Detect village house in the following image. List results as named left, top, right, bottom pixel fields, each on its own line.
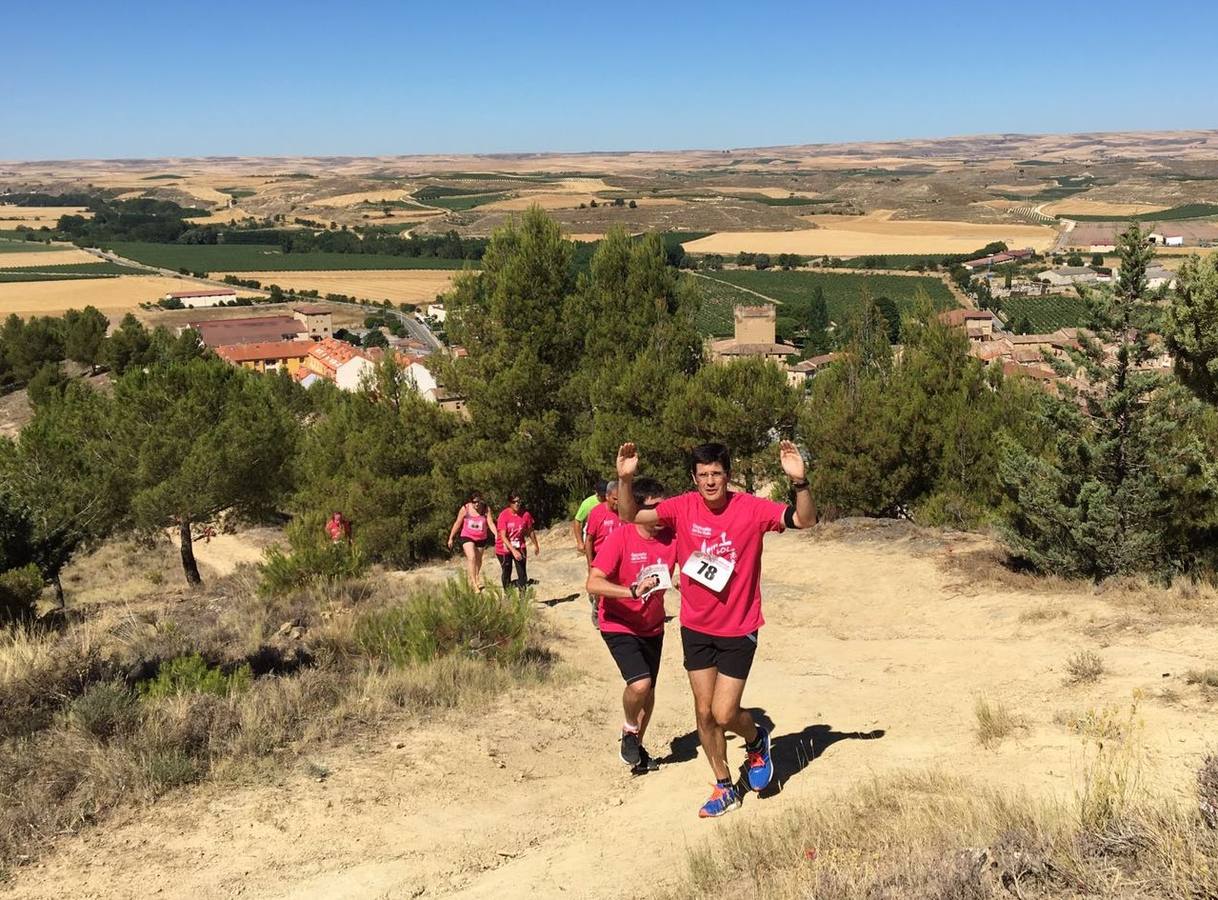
left=937, top=308, right=1001, bottom=341
left=709, top=305, right=797, bottom=365
left=1036, top=266, right=1113, bottom=288
left=961, top=248, right=1034, bottom=271
left=163, top=288, right=237, bottom=308
left=786, top=352, right=841, bottom=386
left=299, top=337, right=377, bottom=391
left=186, top=309, right=334, bottom=348
left=1145, top=264, right=1177, bottom=290
left=214, top=340, right=313, bottom=375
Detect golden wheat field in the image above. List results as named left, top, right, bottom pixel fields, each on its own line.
left=1042, top=199, right=1171, bottom=217
left=0, top=275, right=248, bottom=317
left=0, top=205, right=91, bottom=229
left=684, top=209, right=1058, bottom=256
left=312, top=189, right=417, bottom=208
left=0, top=249, right=101, bottom=268
left=219, top=269, right=458, bottom=303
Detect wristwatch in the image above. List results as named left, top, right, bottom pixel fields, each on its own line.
left=629, top=583, right=638, bottom=599
left=791, top=479, right=810, bottom=490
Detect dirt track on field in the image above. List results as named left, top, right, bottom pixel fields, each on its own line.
left=15, top=525, right=1218, bottom=899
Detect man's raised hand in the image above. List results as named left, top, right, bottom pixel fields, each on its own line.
left=779, top=440, right=806, bottom=481
left=617, top=442, right=639, bottom=480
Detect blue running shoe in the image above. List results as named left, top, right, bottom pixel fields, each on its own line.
left=698, top=782, right=742, bottom=818
left=746, top=726, right=773, bottom=792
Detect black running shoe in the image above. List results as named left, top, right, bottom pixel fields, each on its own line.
left=634, top=746, right=660, bottom=773
left=620, top=730, right=642, bottom=767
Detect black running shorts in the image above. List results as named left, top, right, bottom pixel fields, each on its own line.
left=680, top=626, right=758, bottom=680
left=457, top=535, right=493, bottom=549
left=601, top=632, right=664, bottom=685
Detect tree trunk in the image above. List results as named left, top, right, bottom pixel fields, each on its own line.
left=53, top=573, right=65, bottom=609
left=179, top=518, right=202, bottom=585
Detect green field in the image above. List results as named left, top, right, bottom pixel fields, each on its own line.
left=219, top=187, right=256, bottom=199
left=423, top=193, right=508, bottom=211
left=105, top=243, right=476, bottom=272
left=731, top=194, right=836, bottom=207
left=1062, top=203, right=1218, bottom=222
left=0, top=261, right=146, bottom=282
left=0, top=239, right=65, bottom=253
left=1001, top=295, right=1091, bottom=333
left=690, top=270, right=954, bottom=336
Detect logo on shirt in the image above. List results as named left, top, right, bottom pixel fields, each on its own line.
left=691, top=523, right=714, bottom=538
left=629, top=552, right=649, bottom=564
left=699, top=531, right=737, bottom=564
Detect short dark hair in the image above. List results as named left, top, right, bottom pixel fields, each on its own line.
left=631, top=476, right=667, bottom=507
left=467, top=490, right=483, bottom=503
left=595, top=478, right=608, bottom=496
left=689, top=443, right=731, bottom=475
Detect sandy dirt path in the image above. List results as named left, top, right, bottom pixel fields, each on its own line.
left=13, top=526, right=1218, bottom=899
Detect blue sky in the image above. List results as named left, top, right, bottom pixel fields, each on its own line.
left=4, top=0, right=1216, bottom=160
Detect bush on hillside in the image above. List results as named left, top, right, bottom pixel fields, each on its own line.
left=0, top=564, right=43, bottom=625
left=258, top=515, right=369, bottom=597
left=138, top=653, right=252, bottom=700
left=353, top=579, right=535, bottom=667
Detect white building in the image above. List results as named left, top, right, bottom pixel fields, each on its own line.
left=425, top=303, right=448, bottom=323
left=164, top=288, right=237, bottom=308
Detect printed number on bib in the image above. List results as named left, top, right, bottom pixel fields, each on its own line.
left=633, top=563, right=672, bottom=600
left=682, top=551, right=735, bottom=592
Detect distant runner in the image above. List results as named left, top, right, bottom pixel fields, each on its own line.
left=616, top=440, right=816, bottom=818
left=447, top=491, right=497, bottom=593
left=585, top=477, right=676, bottom=774
left=496, top=493, right=539, bottom=590
left=583, top=480, right=622, bottom=625
left=571, top=479, right=608, bottom=554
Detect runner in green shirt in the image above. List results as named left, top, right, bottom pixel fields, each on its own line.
left=571, top=479, right=607, bottom=554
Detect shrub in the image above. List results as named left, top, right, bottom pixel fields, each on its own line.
left=0, top=564, right=43, bottom=625
left=974, top=696, right=1026, bottom=747
left=1200, top=751, right=1218, bottom=829
left=259, top=541, right=368, bottom=597
left=353, top=579, right=534, bottom=667
left=1065, top=650, right=1106, bottom=685
left=68, top=681, right=139, bottom=741
left=138, top=653, right=252, bottom=699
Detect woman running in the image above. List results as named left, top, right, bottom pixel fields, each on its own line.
left=447, top=491, right=497, bottom=591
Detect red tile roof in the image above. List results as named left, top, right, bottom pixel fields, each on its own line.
left=307, top=337, right=369, bottom=372
left=192, top=315, right=306, bottom=347
left=214, top=340, right=314, bottom=363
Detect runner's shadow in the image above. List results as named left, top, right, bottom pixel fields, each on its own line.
left=658, top=730, right=700, bottom=765
left=539, top=593, right=579, bottom=607
left=738, top=710, right=885, bottom=799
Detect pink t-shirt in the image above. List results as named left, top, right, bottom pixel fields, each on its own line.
left=584, top=502, right=621, bottom=557
left=593, top=526, right=677, bottom=637
left=495, top=509, right=533, bottom=556
left=655, top=490, right=786, bottom=637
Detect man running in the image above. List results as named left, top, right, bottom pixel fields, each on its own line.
left=616, top=440, right=816, bottom=818
left=571, top=479, right=607, bottom=554
left=585, top=477, right=676, bottom=775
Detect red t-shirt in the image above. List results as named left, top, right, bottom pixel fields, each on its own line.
left=593, top=525, right=677, bottom=637
left=584, top=502, right=621, bottom=557
left=495, top=509, right=533, bottom=556
left=655, top=490, right=787, bottom=637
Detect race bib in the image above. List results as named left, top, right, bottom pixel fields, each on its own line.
left=682, top=551, right=735, bottom=593
left=633, top=563, right=672, bottom=599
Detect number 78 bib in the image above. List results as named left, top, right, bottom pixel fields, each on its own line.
left=682, top=550, right=735, bottom=593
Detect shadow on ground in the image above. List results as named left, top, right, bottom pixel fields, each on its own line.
left=740, top=710, right=886, bottom=799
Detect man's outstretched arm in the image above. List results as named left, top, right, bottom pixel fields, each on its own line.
left=779, top=439, right=817, bottom=528
left=616, top=442, right=659, bottom=525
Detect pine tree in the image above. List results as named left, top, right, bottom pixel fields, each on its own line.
left=1166, top=251, right=1218, bottom=404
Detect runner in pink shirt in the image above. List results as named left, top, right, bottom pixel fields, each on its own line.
left=616, top=440, right=817, bottom=818
left=582, top=480, right=622, bottom=625
left=447, top=491, right=497, bottom=592
left=495, top=493, right=539, bottom=590
left=585, top=476, right=677, bottom=774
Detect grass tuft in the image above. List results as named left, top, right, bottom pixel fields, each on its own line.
left=974, top=696, right=1027, bottom=747
left=1064, top=650, right=1106, bottom=685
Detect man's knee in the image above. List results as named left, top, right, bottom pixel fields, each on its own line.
left=711, top=701, right=742, bottom=730
left=625, top=678, right=653, bottom=699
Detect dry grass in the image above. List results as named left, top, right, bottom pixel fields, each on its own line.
left=0, top=276, right=226, bottom=318
left=1185, top=669, right=1218, bottom=689
left=669, top=701, right=1216, bottom=900
left=1064, top=650, right=1106, bottom=685
left=683, top=210, right=1057, bottom=256
left=218, top=269, right=458, bottom=303
left=0, top=548, right=553, bottom=869
left=0, top=249, right=100, bottom=269
left=1018, top=602, right=1069, bottom=623
left=974, top=696, right=1027, bottom=747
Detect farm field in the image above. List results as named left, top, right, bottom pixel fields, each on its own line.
left=221, top=269, right=458, bottom=303
left=1041, top=199, right=1170, bottom=217
left=141, top=300, right=369, bottom=331
left=0, top=239, right=71, bottom=253
left=0, top=262, right=143, bottom=282
left=105, top=242, right=476, bottom=272
left=1001, top=294, right=1091, bottom=333
left=691, top=269, right=954, bottom=336
left=683, top=210, right=1057, bottom=256
left=0, top=248, right=103, bottom=268
left=0, top=275, right=254, bottom=317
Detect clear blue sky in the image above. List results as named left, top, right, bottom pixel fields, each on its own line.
left=5, top=0, right=1216, bottom=160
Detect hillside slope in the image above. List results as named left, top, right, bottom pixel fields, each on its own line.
left=13, top=523, right=1218, bottom=899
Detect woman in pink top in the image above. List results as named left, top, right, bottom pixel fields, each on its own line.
left=447, top=491, right=497, bottom=592
left=495, top=492, right=539, bottom=589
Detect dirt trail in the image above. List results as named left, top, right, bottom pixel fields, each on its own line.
left=14, top=527, right=1218, bottom=899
